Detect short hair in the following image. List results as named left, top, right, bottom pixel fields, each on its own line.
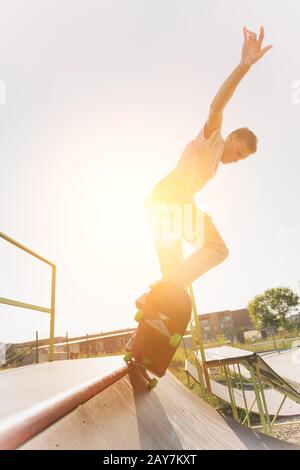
left=229, top=128, right=258, bottom=154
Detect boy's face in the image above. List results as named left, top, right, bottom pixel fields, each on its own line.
left=221, top=134, right=252, bottom=164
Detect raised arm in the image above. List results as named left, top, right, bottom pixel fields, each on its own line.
left=204, top=27, right=272, bottom=139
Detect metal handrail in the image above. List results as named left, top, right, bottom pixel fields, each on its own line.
left=0, top=231, right=56, bottom=361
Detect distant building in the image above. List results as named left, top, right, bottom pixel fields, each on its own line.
left=198, top=309, right=254, bottom=341
left=4, top=329, right=136, bottom=369
left=289, top=313, right=300, bottom=325
left=39, top=330, right=135, bottom=360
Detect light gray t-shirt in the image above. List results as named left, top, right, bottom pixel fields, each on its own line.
left=165, top=126, right=224, bottom=196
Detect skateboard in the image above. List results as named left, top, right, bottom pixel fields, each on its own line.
left=124, top=280, right=192, bottom=390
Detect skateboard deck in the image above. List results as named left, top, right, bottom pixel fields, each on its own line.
left=124, top=281, right=192, bottom=388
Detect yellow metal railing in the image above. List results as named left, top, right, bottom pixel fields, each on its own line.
left=0, top=231, right=56, bottom=361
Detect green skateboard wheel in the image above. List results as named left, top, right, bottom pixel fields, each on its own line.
left=169, top=333, right=182, bottom=348
left=135, top=311, right=144, bottom=322
left=123, top=352, right=133, bottom=364
left=147, top=378, right=158, bottom=391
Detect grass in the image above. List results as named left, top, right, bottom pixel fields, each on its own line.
left=230, top=339, right=298, bottom=354
left=169, top=347, right=220, bottom=407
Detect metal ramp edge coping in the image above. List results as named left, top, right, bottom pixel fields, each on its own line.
left=0, top=364, right=128, bottom=450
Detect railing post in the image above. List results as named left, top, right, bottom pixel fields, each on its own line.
left=49, top=265, right=56, bottom=362
left=223, top=365, right=239, bottom=422
left=189, top=285, right=211, bottom=393
left=255, top=364, right=272, bottom=435
left=190, top=322, right=207, bottom=400
left=66, top=332, right=69, bottom=360
left=249, top=365, right=269, bottom=435
left=86, top=334, right=89, bottom=357
left=237, top=363, right=251, bottom=427
left=35, top=331, right=39, bottom=364
left=183, top=338, right=191, bottom=387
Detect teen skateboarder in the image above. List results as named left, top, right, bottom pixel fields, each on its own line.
left=126, top=26, right=272, bottom=353
left=148, top=27, right=272, bottom=288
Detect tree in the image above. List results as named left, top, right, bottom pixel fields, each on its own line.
left=248, top=287, right=299, bottom=330
left=248, top=295, right=279, bottom=330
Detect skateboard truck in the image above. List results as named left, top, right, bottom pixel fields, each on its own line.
left=123, top=352, right=158, bottom=391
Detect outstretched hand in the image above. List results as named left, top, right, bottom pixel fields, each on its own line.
left=241, top=27, right=272, bottom=67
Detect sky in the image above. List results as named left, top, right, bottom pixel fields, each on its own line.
left=0, top=0, right=300, bottom=343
